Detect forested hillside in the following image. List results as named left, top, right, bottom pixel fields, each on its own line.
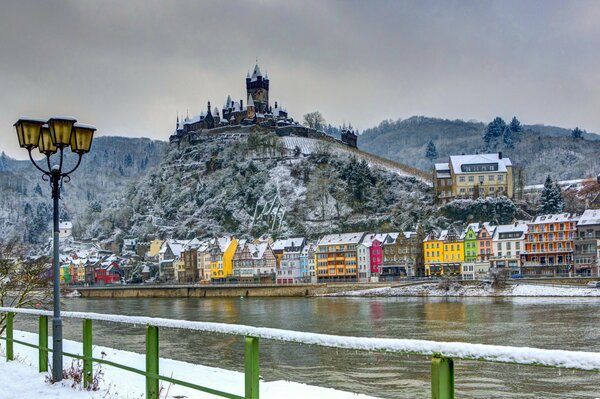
left=0, top=136, right=167, bottom=244
left=359, top=116, right=600, bottom=184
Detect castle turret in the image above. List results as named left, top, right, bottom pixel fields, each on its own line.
left=246, top=62, right=269, bottom=114
left=247, top=95, right=255, bottom=119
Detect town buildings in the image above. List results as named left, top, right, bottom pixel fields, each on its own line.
left=316, top=233, right=365, bottom=282
left=521, top=213, right=579, bottom=277
left=434, top=152, right=513, bottom=204
left=382, top=231, right=424, bottom=278
left=574, top=209, right=600, bottom=276
left=358, top=233, right=387, bottom=282
left=490, top=222, right=528, bottom=276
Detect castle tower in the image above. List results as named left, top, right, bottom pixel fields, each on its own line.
left=247, top=95, right=256, bottom=119
left=204, top=101, right=215, bottom=129
left=246, top=63, right=269, bottom=114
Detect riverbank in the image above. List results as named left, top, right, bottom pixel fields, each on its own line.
left=73, top=283, right=391, bottom=298
left=329, top=283, right=600, bottom=297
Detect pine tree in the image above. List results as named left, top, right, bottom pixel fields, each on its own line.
left=425, top=140, right=438, bottom=162
left=571, top=127, right=584, bottom=140
left=502, top=126, right=514, bottom=148
left=483, top=117, right=506, bottom=148
left=539, top=176, right=563, bottom=214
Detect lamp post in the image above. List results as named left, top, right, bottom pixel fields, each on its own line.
left=14, top=117, right=95, bottom=382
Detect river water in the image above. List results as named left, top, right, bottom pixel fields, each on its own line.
left=13, top=296, right=600, bottom=398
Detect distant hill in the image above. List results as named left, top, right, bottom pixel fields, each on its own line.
left=359, top=116, right=600, bottom=184
left=0, top=136, right=167, bottom=245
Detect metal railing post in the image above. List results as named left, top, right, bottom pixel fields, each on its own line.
left=245, top=336, right=260, bottom=399
left=431, top=355, right=454, bottom=399
left=6, top=312, right=14, bottom=361
left=39, top=315, right=48, bottom=372
left=83, top=319, right=93, bottom=388
left=146, top=325, right=159, bottom=399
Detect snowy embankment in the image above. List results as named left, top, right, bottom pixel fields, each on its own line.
left=0, top=330, right=379, bottom=399
left=331, top=283, right=600, bottom=297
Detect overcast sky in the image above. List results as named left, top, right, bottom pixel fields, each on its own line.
left=1, top=0, right=599, bottom=159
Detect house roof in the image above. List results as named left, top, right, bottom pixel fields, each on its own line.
left=492, top=221, right=529, bottom=239
left=531, top=213, right=579, bottom=225
left=578, top=209, right=600, bottom=226
left=59, top=221, right=72, bottom=230
left=318, top=232, right=366, bottom=246
left=272, top=237, right=305, bottom=251
left=449, top=153, right=512, bottom=174
left=434, top=163, right=450, bottom=171
left=361, top=233, right=388, bottom=247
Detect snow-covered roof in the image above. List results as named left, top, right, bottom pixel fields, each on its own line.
left=361, top=233, right=388, bottom=247
left=249, top=243, right=270, bottom=260
left=216, top=236, right=233, bottom=252
left=531, top=213, right=579, bottom=225
left=59, top=221, right=72, bottom=230
left=318, top=232, right=365, bottom=246
left=450, top=153, right=512, bottom=174
left=250, top=63, right=262, bottom=81
left=247, top=95, right=255, bottom=107
left=578, top=209, right=600, bottom=226
left=272, top=237, right=305, bottom=251
left=434, top=163, right=450, bottom=171
left=438, top=229, right=449, bottom=241
left=493, top=222, right=528, bottom=240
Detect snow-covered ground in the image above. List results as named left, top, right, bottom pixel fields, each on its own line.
left=0, top=330, right=379, bottom=399
left=331, top=283, right=600, bottom=297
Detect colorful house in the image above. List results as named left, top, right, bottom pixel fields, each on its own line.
left=463, top=224, right=479, bottom=262
left=424, top=231, right=444, bottom=276
left=94, top=261, right=122, bottom=284
left=477, top=223, right=495, bottom=262
left=521, top=213, right=578, bottom=277
left=491, top=221, right=528, bottom=275
left=210, top=236, right=238, bottom=282
left=441, top=229, right=463, bottom=275
left=316, top=232, right=365, bottom=282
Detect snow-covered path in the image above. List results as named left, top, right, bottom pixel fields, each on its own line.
left=0, top=330, right=379, bottom=399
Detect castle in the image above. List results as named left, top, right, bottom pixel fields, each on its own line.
left=170, top=63, right=293, bottom=141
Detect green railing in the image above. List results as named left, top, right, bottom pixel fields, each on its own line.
left=1, top=307, right=600, bottom=399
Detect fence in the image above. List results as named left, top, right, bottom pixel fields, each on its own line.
left=1, top=306, right=600, bottom=399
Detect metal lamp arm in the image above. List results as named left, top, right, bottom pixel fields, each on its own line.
left=61, top=153, right=83, bottom=177
left=27, top=149, right=51, bottom=175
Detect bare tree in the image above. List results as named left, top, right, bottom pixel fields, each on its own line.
left=0, top=240, right=52, bottom=335
left=303, top=111, right=326, bottom=131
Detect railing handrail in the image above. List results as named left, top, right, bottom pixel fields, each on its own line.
left=2, top=306, right=600, bottom=371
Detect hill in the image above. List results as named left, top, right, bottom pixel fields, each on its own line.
left=82, top=126, right=440, bottom=243
left=359, top=116, right=600, bottom=184
left=0, top=136, right=167, bottom=245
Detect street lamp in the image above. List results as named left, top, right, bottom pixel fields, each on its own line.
left=14, top=116, right=95, bottom=382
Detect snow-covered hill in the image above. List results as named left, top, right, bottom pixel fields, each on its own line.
left=84, top=126, right=440, bottom=242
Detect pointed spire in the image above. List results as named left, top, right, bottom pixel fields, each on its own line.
left=264, top=71, right=269, bottom=80
left=246, top=70, right=251, bottom=79
left=247, top=95, right=255, bottom=107
left=207, top=101, right=211, bottom=114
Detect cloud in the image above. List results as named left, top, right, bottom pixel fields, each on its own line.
left=1, top=0, right=599, bottom=158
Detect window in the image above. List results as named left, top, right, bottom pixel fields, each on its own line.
left=506, top=242, right=511, bottom=250
left=489, top=175, right=495, bottom=181
left=490, top=186, right=495, bottom=192
left=497, top=175, right=504, bottom=181
left=479, top=175, right=484, bottom=183
left=469, top=187, right=474, bottom=193
left=468, top=176, right=474, bottom=182
left=459, top=176, right=465, bottom=182
left=497, top=243, right=502, bottom=250
left=460, top=188, right=466, bottom=193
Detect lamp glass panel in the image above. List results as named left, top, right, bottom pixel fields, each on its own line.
left=71, top=124, right=95, bottom=153
left=48, top=118, right=76, bottom=146
left=39, top=126, right=57, bottom=155
left=14, top=123, right=24, bottom=148
left=21, top=120, right=44, bottom=148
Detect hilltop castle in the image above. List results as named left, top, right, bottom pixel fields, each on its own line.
left=170, top=63, right=293, bottom=141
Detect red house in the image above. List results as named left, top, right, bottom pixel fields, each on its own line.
left=94, top=262, right=122, bottom=285
left=370, top=238, right=384, bottom=274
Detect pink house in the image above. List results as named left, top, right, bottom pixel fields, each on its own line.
left=370, top=239, right=384, bottom=274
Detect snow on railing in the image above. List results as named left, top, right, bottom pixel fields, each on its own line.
left=2, top=306, right=600, bottom=371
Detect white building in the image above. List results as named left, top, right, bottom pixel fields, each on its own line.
left=491, top=221, right=528, bottom=276
left=59, top=221, right=72, bottom=239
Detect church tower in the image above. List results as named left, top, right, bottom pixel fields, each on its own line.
left=246, top=63, right=269, bottom=114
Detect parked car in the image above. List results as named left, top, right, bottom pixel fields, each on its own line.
left=586, top=281, right=600, bottom=288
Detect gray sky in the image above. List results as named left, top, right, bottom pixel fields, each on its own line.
left=1, top=0, right=599, bottom=159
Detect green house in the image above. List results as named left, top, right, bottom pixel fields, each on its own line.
left=463, top=224, right=479, bottom=262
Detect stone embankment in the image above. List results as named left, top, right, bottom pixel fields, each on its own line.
left=73, top=283, right=391, bottom=298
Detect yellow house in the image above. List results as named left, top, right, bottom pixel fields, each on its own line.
left=77, top=264, right=86, bottom=283
left=315, top=233, right=364, bottom=282
left=440, top=229, right=463, bottom=275
left=424, top=232, right=444, bottom=276
left=210, top=237, right=238, bottom=282
left=174, top=257, right=186, bottom=283
left=148, top=239, right=165, bottom=258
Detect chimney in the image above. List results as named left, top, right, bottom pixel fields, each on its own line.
left=499, top=152, right=503, bottom=159
left=275, top=101, right=278, bottom=108
left=240, top=99, right=243, bottom=109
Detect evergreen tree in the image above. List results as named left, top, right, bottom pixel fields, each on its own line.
left=571, top=127, right=584, bottom=140
left=425, top=140, right=438, bottom=162
left=483, top=117, right=506, bottom=148
left=34, top=183, right=43, bottom=196
left=539, top=176, right=563, bottom=214
left=502, top=126, right=514, bottom=148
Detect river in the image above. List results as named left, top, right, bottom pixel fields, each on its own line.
left=13, top=296, right=600, bottom=398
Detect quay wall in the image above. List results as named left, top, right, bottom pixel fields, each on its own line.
left=74, top=283, right=389, bottom=298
